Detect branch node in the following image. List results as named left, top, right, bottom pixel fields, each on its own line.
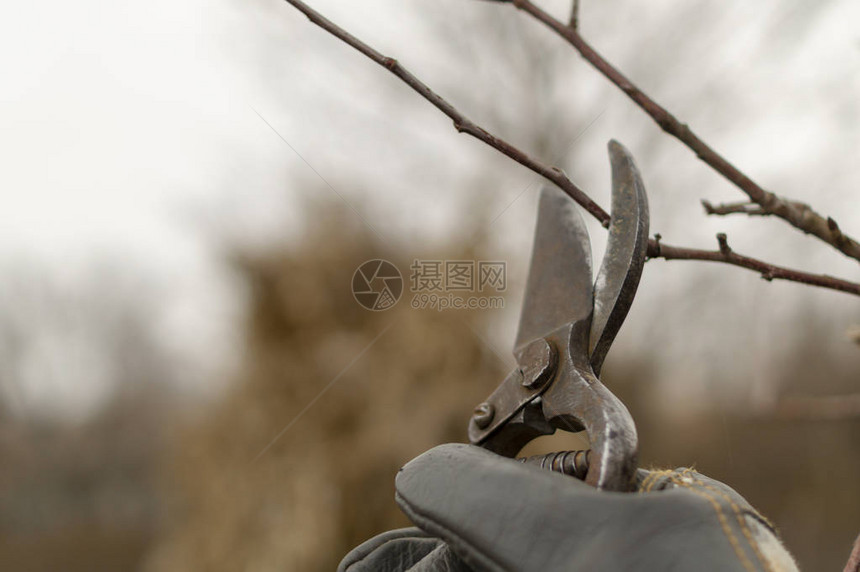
left=569, top=0, right=580, bottom=30
left=793, top=202, right=816, bottom=230
left=828, top=216, right=847, bottom=246
left=382, top=57, right=398, bottom=71
left=652, top=233, right=662, bottom=257
left=716, top=233, right=731, bottom=256
left=760, top=191, right=778, bottom=211
left=701, top=199, right=715, bottom=215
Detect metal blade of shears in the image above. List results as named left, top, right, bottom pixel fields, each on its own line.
left=468, top=141, right=649, bottom=492
left=589, top=140, right=650, bottom=376
left=515, top=187, right=594, bottom=355
left=468, top=186, right=595, bottom=454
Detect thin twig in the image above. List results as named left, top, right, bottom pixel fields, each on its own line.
left=282, top=0, right=860, bottom=298
left=569, top=0, right=580, bottom=30
left=845, top=532, right=860, bottom=572
left=702, top=200, right=767, bottom=217
left=283, top=0, right=609, bottom=226
left=506, top=0, right=860, bottom=263
left=648, top=234, right=860, bottom=296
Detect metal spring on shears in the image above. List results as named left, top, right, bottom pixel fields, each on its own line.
left=518, top=449, right=592, bottom=480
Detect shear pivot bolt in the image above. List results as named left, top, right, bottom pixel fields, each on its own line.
left=518, top=339, right=557, bottom=390
left=473, top=402, right=495, bottom=429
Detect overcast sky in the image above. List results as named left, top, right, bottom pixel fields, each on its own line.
left=2, top=0, right=858, bottom=420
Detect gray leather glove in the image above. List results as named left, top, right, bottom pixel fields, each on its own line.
left=338, top=444, right=798, bottom=572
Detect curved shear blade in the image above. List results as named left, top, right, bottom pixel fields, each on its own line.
left=515, top=186, right=594, bottom=354
left=589, top=140, right=650, bottom=376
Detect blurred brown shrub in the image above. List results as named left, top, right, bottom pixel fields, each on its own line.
left=145, top=203, right=507, bottom=571
left=145, top=201, right=860, bottom=572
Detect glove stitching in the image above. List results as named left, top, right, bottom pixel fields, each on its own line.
left=639, top=470, right=658, bottom=492
left=638, top=470, right=658, bottom=492
left=640, top=469, right=674, bottom=492
left=681, top=470, right=775, bottom=572
left=644, top=468, right=778, bottom=572
left=644, top=468, right=778, bottom=534
left=665, top=472, right=758, bottom=572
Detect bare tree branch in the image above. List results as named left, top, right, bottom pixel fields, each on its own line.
left=506, top=0, right=860, bottom=263
left=282, top=0, right=860, bottom=298
left=648, top=234, right=860, bottom=296
left=282, top=0, right=608, bottom=226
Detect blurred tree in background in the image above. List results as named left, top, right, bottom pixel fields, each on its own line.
left=0, top=266, right=179, bottom=570
left=144, top=201, right=509, bottom=571
left=1, top=1, right=859, bottom=571
left=139, top=200, right=859, bottom=571
left=0, top=199, right=857, bottom=571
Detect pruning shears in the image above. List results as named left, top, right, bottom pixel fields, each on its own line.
left=468, top=140, right=650, bottom=492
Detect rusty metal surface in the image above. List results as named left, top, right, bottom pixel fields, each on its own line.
left=514, top=187, right=593, bottom=354
left=469, top=140, right=650, bottom=492
left=590, top=141, right=650, bottom=376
